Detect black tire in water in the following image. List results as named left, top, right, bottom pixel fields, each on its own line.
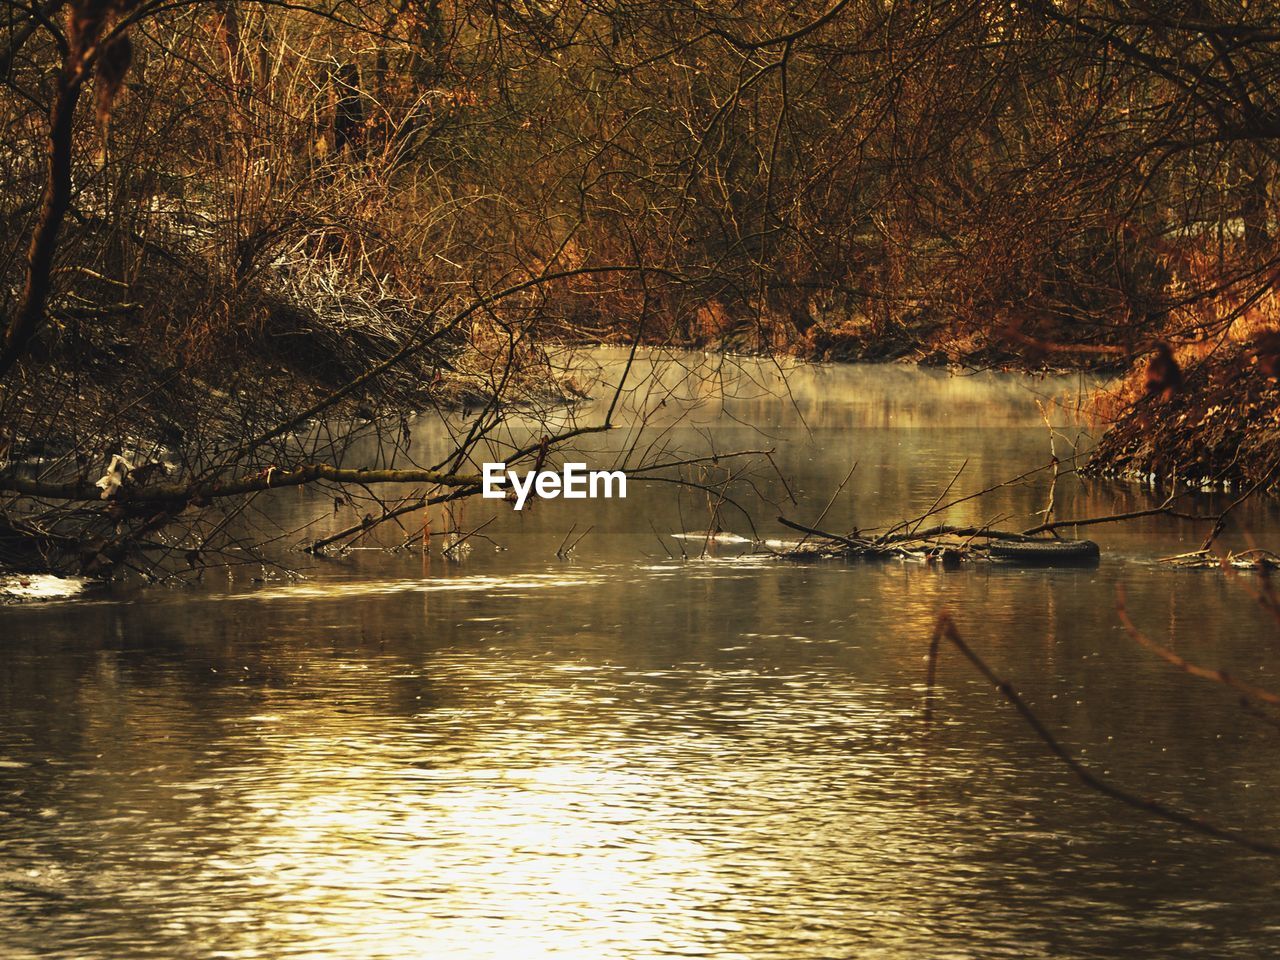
left=989, top=538, right=1100, bottom=567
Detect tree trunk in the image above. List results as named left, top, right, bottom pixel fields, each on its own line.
left=0, top=59, right=86, bottom=379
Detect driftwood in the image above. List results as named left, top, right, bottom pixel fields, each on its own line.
left=1158, top=548, right=1280, bottom=569
left=772, top=451, right=1267, bottom=568
left=776, top=515, right=1050, bottom=563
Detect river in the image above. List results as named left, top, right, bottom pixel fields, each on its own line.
left=3, top=351, right=1280, bottom=958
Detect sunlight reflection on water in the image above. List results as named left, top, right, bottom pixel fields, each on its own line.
left=4, top=355, right=1280, bottom=958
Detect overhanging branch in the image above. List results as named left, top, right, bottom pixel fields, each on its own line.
left=0, top=464, right=482, bottom=504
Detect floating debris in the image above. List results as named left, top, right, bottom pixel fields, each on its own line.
left=1158, top=548, right=1280, bottom=570
left=769, top=515, right=1102, bottom=567
left=94, top=453, right=133, bottom=499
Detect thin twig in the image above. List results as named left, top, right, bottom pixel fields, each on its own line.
left=924, top=612, right=1280, bottom=856
left=1117, top=585, right=1280, bottom=708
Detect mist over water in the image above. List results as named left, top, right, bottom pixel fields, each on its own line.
left=4, top=352, right=1280, bottom=959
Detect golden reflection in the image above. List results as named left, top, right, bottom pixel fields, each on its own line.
left=10, top=355, right=1280, bottom=959
left=216, top=704, right=741, bottom=958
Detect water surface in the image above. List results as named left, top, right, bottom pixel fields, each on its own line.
left=4, top=353, right=1280, bottom=959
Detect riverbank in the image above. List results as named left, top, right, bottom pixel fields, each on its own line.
left=1083, top=339, right=1280, bottom=493
left=5, top=278, right=1277, bottom=584
left=0, top=252, right=588, bottom=577
left=793, top=306, right=1280, bottom=495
